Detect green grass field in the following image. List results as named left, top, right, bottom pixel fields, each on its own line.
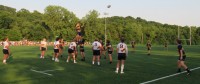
left=0, top=45, right=200, bottom=84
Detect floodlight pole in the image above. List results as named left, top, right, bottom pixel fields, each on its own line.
left=178, top=26, right=180, bottom=39
left=190, top=27, right=191, bottom=46
left=104, top=5, right=111, bottom=45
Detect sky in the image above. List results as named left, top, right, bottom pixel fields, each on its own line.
left=1, top=0, right=200, bottom=26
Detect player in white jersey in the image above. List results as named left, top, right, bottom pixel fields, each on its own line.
left=40, top=38, right=47, bottom=59
left=52, top=37, right=60, bottom=62
left=115, top=38, right=128, bottom=74
left=92, top=39, right=102, bottom=65
left=2, top=37, right=10, bottom=64
left=66, top=39, right=77, bottom=63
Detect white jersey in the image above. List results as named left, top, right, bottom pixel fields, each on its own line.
left=117, top=42, right=128, bottom=55
left=92, top=41, right=102, bottom=50
left=41, top=41, right=47, bottom=47
left=68, top=42, right=77, bottom=50
left=3, top=41, right=9, bottom=50
left=54, top=41, right=59, bottom=49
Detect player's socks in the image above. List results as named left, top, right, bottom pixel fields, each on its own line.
left=3, top=60, right=6, bottom=64
left=92, top=61, right=95, bottom=65
left=115, top=68, right=119, bottom=73
left=177, top=68, right=181, bottom=73
left=186, top=68, right=191, bottom=75
left=74, top=60, right=77, bottom=63
left=97, top=62, right=100, bottom=65
left=121, top=65, right=124, bottom=73
left=83, top=57, right=85, bottom=61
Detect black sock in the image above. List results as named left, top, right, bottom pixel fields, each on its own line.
left=186, top=68, right=190, bottom=73
left=177, top=68, right=181, bottom=72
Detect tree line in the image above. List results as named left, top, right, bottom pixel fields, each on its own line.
left=1, top=5, right=200, bottom=45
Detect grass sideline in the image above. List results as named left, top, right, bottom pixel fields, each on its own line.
left=0, top=45, right=200, bottom=84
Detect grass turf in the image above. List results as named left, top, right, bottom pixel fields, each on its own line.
left=0, top=45, right=200, bottom=84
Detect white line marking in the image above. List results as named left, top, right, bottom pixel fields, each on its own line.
left=140, top=67, right=200, bottom=84
left=42, top=69, right=64, bottom=72
left=31, top=69, right=53, bottom=76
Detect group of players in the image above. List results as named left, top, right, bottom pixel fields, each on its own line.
left=2, top=22, right=191, bottom=75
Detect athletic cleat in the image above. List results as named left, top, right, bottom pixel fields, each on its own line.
left=74, top=61, right=77, bottom=63
left=109, top=62, right=112, bottom=64
left=115, top=71, right=118, bottom=74
left=120, top=72, right=124, bottom=74
left=52, top=58, right=55, bottom=60
left=55, top=59, right=59, bottom=62
left=187, top=71, right=191, bottom=75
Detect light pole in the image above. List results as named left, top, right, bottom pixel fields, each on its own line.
left=104, top=5, right=111, bottom=45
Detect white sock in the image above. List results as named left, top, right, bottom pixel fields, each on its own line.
left=116, top=68, right=119, bottom=71
left=74, top=60, right=76, bottom=63
left=92, top=61, right=95, bottom=64
left=98, top=62, right=100, bottom=65
left=121, top=65, right=124, bottom=72
left=3, top=60, right=6, bottom=63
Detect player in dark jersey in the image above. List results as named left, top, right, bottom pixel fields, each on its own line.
left=164, top=41, right=168, bottom=51
left=75, top=22, right=82, bottom=44
left=146, top=40, right=151, bottom=55
left=106, top=40, right=113, bottom=64
left=80, top=39, right=85, bottom=61
left=176, top=40, right=191, bottom=75
left=131, top=40, right=135, bottom=52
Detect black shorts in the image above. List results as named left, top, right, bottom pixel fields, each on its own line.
left=108, top=51, right=113, bottom=54
left=77, top=32, right=82, bottom=36
left=54, top=49, right=59, bottom=53
left=80, top=49, right=84, bottom=52
left=3, top=49, right=9, bottom=54
left=178, top=55, right=186, bottom=61
left=41, top=47, right=46, bottom=51
left=132, top=45, right=135, bottom=48
left=93, top=50, right=100, bottom=56
left=68, top=49, right=74, bottom=53
left=118, top=53, right=126, bottom=60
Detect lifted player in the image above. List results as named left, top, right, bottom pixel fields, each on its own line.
left=75, top=22, right=82, bottom=44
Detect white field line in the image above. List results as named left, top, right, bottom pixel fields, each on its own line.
left=30, top=69, right=53, bottom=76
left=42, top=69, right=64, bottom=72
left=140, top=67, right=200, bottom=84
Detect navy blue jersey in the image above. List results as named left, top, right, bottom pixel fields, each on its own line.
left=177, top=44, right=185, bottom=56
